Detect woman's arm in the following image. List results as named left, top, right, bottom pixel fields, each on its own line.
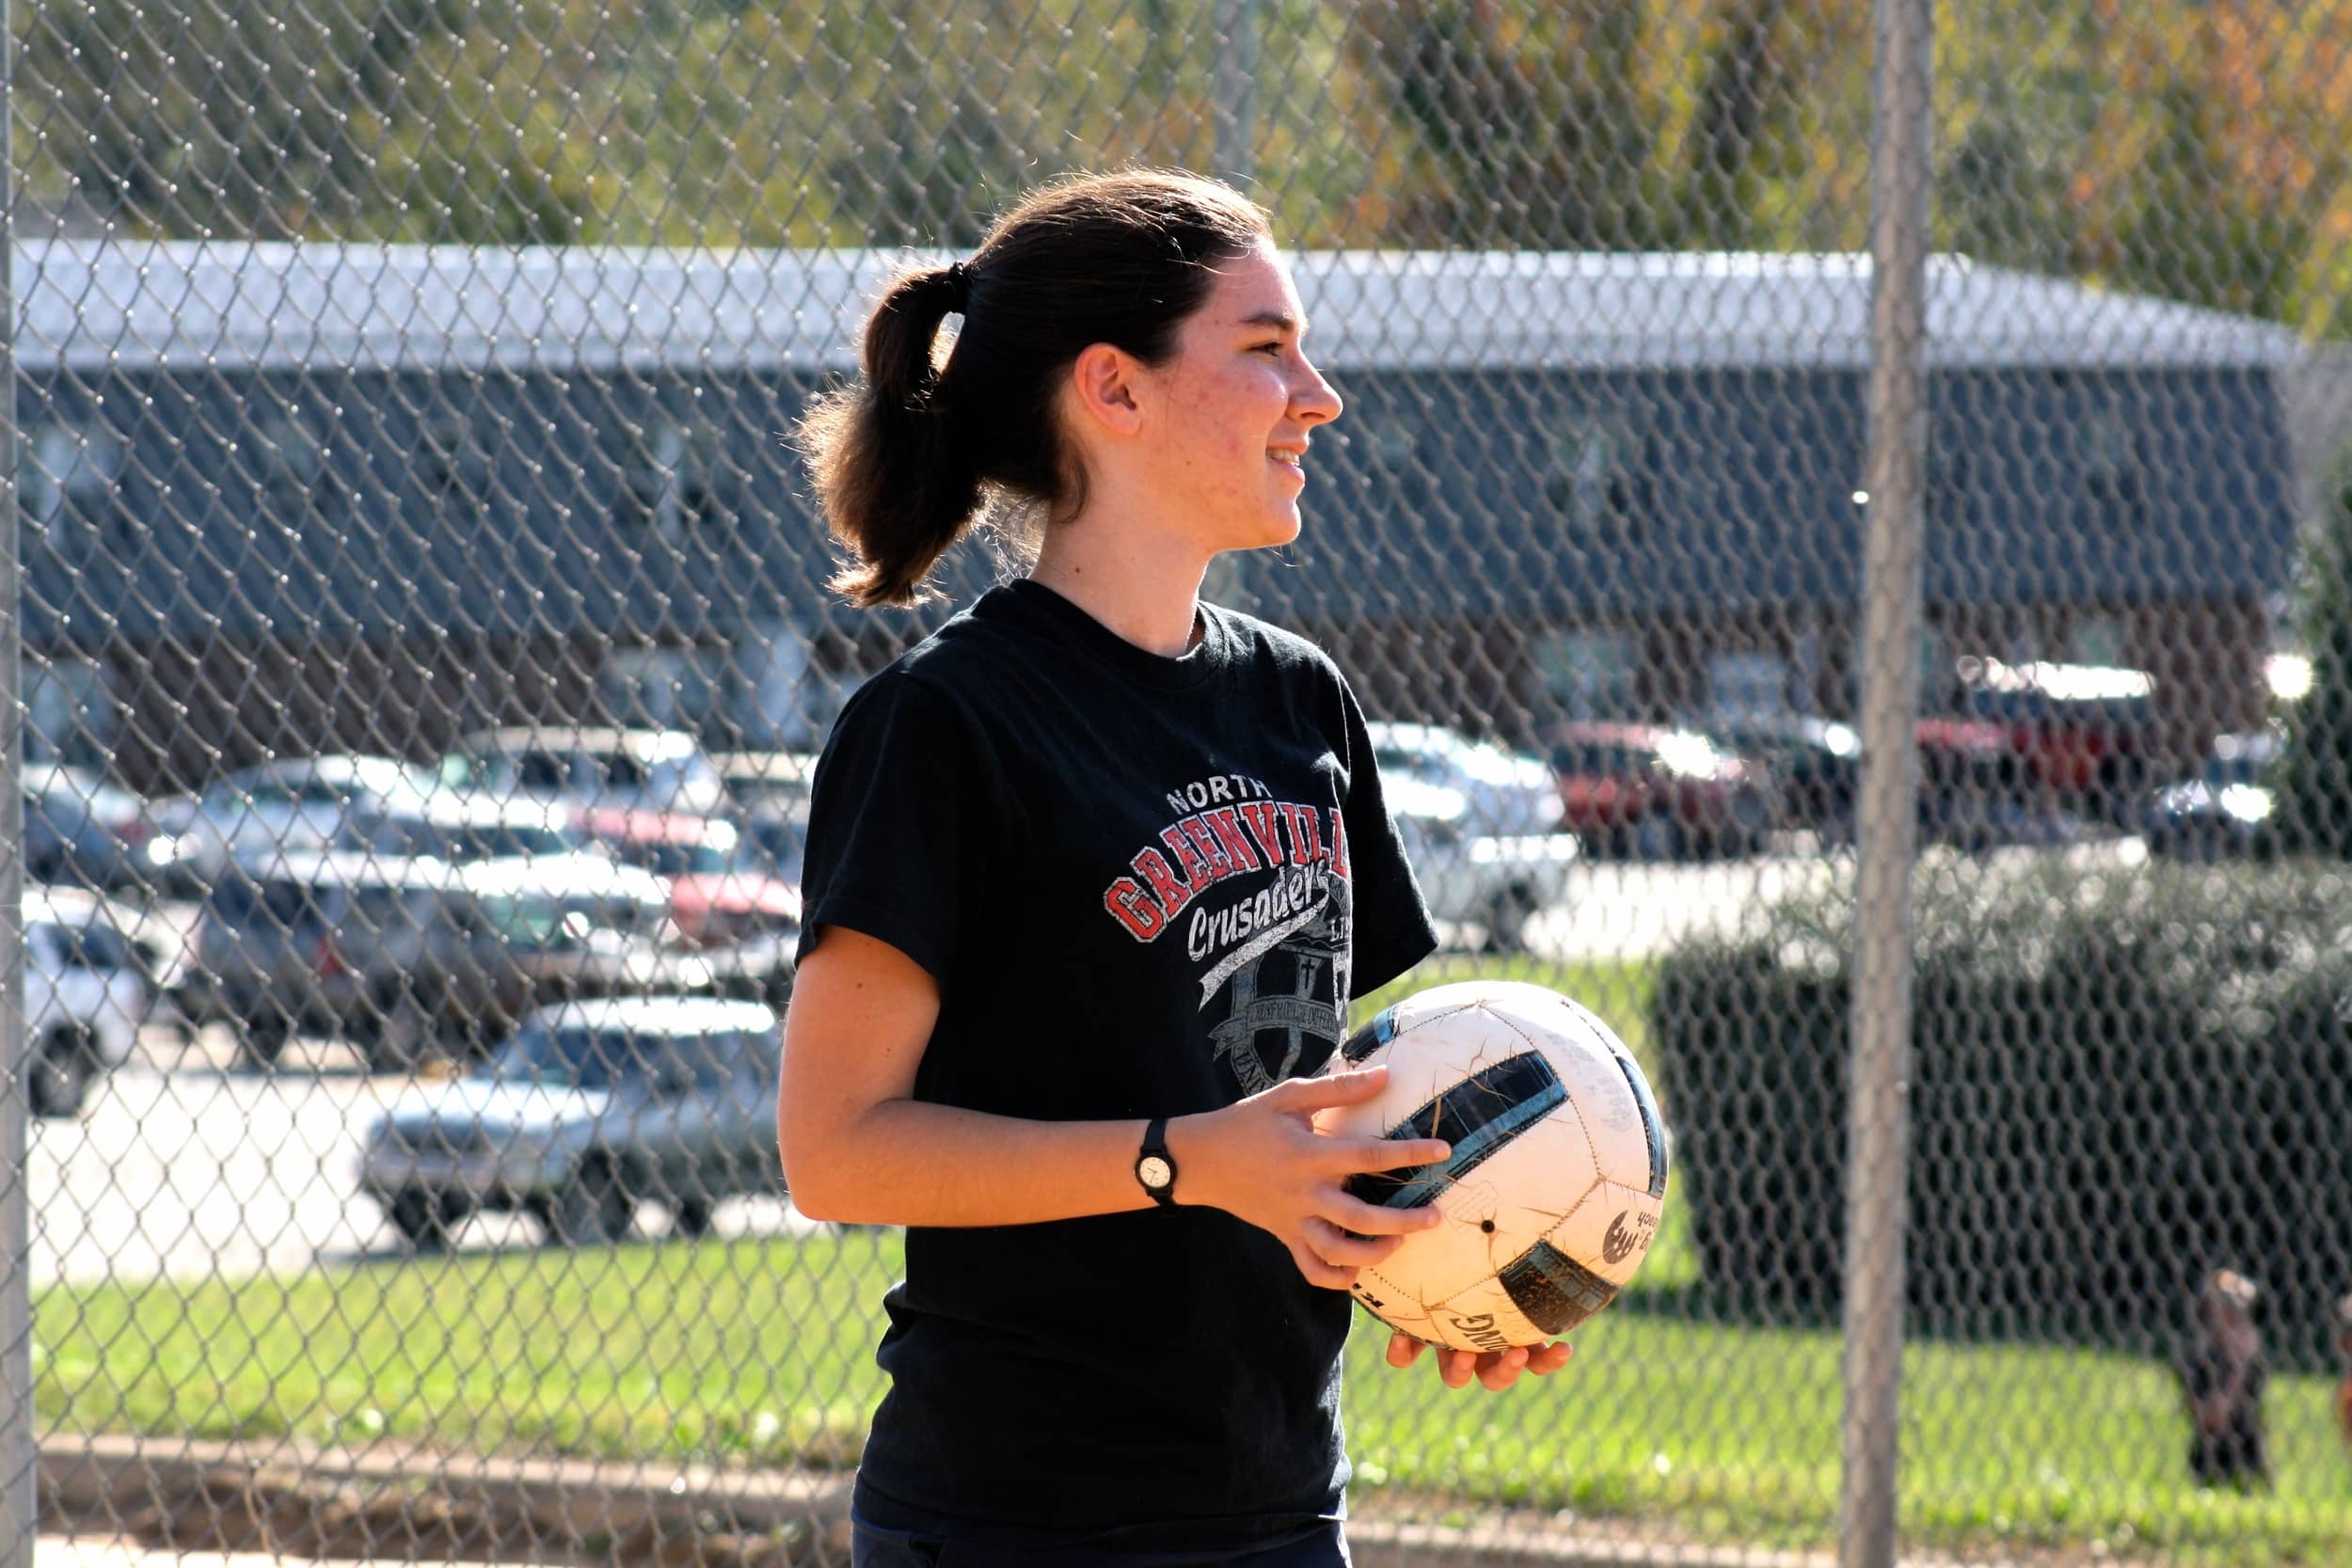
left=777, top=927, right=1448, bottom=1288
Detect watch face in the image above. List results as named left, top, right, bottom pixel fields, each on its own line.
left=1138, top=1155, right=1174, bottom=1191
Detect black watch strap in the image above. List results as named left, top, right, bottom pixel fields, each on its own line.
left=1136, top=1117, right=1179, bottom=1208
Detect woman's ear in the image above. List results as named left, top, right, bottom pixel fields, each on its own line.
left=1066, top=342, right=1146, bottom=437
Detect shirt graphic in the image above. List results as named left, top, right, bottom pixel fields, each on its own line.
left=1101, top=772, right=1356, bottom=1093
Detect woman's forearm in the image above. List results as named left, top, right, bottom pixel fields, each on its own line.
left=786, top=1098, right=1168, bottom=1227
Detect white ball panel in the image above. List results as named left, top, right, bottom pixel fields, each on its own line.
left=1549, top=1180, right=1666, bottom=1288
left=1420, top=1275, right=1549, bottom=1354
left=1546, top=1024, right=1651, bottom=1190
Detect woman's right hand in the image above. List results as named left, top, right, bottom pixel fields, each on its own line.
left=1168, top=1065, right=1450, bottom=1291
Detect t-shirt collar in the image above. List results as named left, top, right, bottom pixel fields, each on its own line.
left=992, top=577, right=1228, bottom=690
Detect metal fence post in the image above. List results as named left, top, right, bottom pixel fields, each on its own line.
left=1842, top=0, right=1932, bottom=1562
left=1212, top=0, right=1258, bottom=187
left=0, top=0, right=32, bottom=1548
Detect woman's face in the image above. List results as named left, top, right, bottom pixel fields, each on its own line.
left=1136, top=238, right=1343, bottom=555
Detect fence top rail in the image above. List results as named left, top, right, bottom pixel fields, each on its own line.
left=7, top=241, right=2306, bottom=379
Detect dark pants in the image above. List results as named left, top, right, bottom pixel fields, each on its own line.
left=850, top=1515, right=1352, bottom=1568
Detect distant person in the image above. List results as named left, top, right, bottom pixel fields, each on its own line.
left=2173, top=1269, right=2270, bottom=1490
left=2331, top=1293, right=2352, bottom=1458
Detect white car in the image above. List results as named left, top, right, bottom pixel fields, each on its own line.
left=342, top=794, right=673, bottom=932
left=1390, top=781, right=1581, bottom=952
left=442, top=727, right=727, bottom=818
left=25, top=902, right=151, bottom=1117
left=148, top=753, right=443, bottom=888
left=1366, top=721, right=1564, bottom=835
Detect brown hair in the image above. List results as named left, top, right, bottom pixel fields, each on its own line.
left=793, top=169, right=1272, bottom=608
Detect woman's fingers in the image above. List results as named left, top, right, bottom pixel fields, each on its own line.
left=1334, top=1134, right=1452, bottom=1174
left=1325, top=1192, right=1445, bottom=1239
left=1476, top=1346, right=1533, bottom=1391
left=1415, top=1341, right=1570, bottom=1389
left=1287, top=1239, right=1357, bottom=1291
left=1526, top=1341, right=1575, bottom=1375
left=1269, top=1066, right=1391, bottom=1113
left=1304, top=1216, right=1404, bottom=1269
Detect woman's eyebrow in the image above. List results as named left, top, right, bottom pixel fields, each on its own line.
left=1240, top=309, right=1310, bottom=339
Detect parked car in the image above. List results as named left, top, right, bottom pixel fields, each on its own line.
left=710, top=749, right=822, bottom=815
left=735, top=802, right=810, bottom=887
left=1694, top=714, right=1861, bottom=836
left=1363, top=721, right=1564, bottom=835
left=180, top=851, right=696, bottom=1070
left=2144, top=730, right=2280, bottom=862
left=441, top=726, right=728, bottom=817
left=1543, top=721, right=1777, bottom=859
left=342, top=793, right=673, bottom=929
left=24, top=764, right=160, bottom=893
left=1944, top=657, right=2160, bottom=825
left=1390, top=780, right=1581, bottom=951
left=146, top=754, right=442, bottom=889
left=576, top=809, right=803, bottom=947
left=24, top=896, right=152, bottom=1116
left=356, top=996, right=784, bottom=1247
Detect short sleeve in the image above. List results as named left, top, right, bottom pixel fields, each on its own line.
left=1335, top=675, right=1438, bottom=998
left=794, top=673, right=977, bottom=986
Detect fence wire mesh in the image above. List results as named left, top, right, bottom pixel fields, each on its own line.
left=9, top=1, right=2352, bottom=1565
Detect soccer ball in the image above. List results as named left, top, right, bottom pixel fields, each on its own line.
left=1318, top=980, right=1669, bottom=1353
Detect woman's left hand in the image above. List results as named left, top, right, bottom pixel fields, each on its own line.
left=1386, top=1330, right=1573, bottom=1391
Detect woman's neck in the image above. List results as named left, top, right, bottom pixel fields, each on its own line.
left=1028, top=523, right=1211, bottom=657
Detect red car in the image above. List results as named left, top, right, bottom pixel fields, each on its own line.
left=1543, top=722, right=1776, bottom=859
left=1945, top=657, right=2159, bottom=824
left=576, top=809, right=803, bottom=946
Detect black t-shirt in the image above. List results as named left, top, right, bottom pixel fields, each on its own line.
left=795, top=578, right=1437, bottom=1549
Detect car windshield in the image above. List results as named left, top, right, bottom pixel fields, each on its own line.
left=473, top=894, right=583, bottom=947
left=208, top=874, right=327, bottom=932
left=1654, top=732, right=1730, bottom=778
left=451, top=822, right=581, bottom=859
left=490, top=1023, right=678, bottom=1088
left=2199, top=753, right=2270, bottom=789
left=608, top=838, right=729, bottom=878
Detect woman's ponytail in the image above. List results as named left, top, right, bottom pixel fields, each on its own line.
left=794, top=171, right=1273, bottom=609
left=797, top=264, right=985, bottom=608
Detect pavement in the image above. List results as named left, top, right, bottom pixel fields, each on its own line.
left=37, top=1544, right=510, bottom=1568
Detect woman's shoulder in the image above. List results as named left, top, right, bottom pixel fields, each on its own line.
left=1203, top=601, right=1345, bottom=687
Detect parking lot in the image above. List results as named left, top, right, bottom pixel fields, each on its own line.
left=27, top=1022, right=814, bottom=1290
left=26, top=832, right=2147, bottom=1291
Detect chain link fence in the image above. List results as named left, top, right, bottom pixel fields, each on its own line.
left=8, top=1, right=2352, bottom=1564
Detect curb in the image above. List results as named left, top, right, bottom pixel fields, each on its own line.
left=39, top=1437, right=1996, bottom=1568
left=39, top=1434, right=854, bottom=1564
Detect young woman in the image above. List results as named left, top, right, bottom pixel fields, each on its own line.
left=780, top=169, right=1572, bottom=1568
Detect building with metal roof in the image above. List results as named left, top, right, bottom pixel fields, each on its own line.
left=9, top=242, right=2307, bottom=787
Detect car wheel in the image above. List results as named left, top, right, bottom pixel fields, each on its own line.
left=388, top=1189, right=460, bottom=1250
left=543, top=1163, right=634, bottom=1246
left=362, top=994, right=436, bottom=1075
left=1479, top=885, right=1540, bottom=954
left=237, top=1011, right=291, bottom=1070
left=674, top=1195, right=717, bottom=1239
left=27, top=1032, right=92, bottom=1118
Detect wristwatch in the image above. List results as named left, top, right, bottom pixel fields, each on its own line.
left=1135, top=1117, right=1179, bottom=1209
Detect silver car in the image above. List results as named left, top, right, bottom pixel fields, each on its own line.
left=356, top=996, right=783, bottom=1248
left=1390, top=779, right=1581, bottom=952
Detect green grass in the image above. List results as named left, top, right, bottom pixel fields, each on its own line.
left=33, top=958, right=2352, bottom=1562
left=39, top=1232, right=2352, bottom=1563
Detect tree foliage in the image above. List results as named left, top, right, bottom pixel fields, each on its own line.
left=9, top=0, right=2352, bottom=332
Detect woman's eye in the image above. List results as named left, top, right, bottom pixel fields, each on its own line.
left=1255, top=341, right=1286, bottom=356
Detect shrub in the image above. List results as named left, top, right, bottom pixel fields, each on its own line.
left=1653, top=858, right=2352, bottom=1366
